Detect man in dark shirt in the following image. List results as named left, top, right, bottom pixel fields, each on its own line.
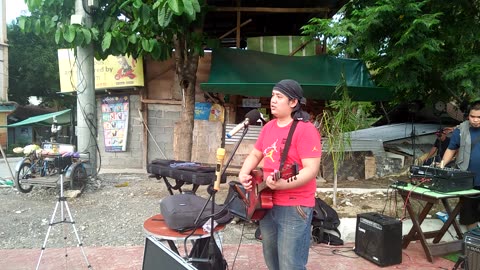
left=423, top=128, right=451, bottom=166
left=442, top=101, right=480, bottom=231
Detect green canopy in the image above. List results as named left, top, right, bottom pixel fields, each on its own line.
left=5, top=109, right=72, bottom=127
left=201, top=48, right=392, bottom=101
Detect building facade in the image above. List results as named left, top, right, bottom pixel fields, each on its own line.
left=0, top=0, right=11, bottom=148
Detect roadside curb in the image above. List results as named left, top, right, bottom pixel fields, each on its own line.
left=317, top=187, right=390, bottom=194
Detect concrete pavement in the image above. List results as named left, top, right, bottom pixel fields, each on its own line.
left=0, top=163, right=465, bottom=268
left=0, top=156, right=21, bottom=181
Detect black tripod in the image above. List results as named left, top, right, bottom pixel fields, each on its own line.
left=36, top=163, right=92, bottom=270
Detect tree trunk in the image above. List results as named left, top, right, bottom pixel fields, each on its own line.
left=172, top=35, right=201, bottom=161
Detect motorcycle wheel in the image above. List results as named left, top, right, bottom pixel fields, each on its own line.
left=71, top=164, right=88, bottom=189
left=15, top=163, right=34, bottom=193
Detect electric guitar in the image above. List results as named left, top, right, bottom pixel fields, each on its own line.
left=234, top=163, right=299, bottom=221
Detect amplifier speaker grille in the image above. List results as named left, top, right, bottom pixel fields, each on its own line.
left=464, top=230, right=480, bottom=270
left=354, top=212, right=402, bottom=267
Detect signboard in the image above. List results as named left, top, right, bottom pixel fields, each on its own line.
left=58, top=49, right=144, bottom=92
left=101, top=95, right=129, bottom=152
left=194, top=102, right=212, bottom=120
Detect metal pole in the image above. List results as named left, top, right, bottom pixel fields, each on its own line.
left=74, top=0, right=97, bottom=175
left=0, top=142, right=16, bottom=183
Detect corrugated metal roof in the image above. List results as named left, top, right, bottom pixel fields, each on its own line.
left=348, top=123, right=442, bottom=142
left=225, top=124, right=262, bottom=145
left=384, top=143, right=432, bottom=157
left=322, top=138, right=385, bottom=155
left=225, top=122, right=443, bottom=156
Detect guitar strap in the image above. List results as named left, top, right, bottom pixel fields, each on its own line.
left=279, top=120, right=299, bottom=171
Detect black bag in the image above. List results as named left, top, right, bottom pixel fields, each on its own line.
left=311, top=198, right=344, bottom=245
left=189, top=237, right=228, bottom=270
left=160, top=193, right=233, bottom=231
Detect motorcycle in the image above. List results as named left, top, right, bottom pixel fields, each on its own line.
left=13, top=144, right=91, bottom=193
left=115, top=68, right=136, bottom=80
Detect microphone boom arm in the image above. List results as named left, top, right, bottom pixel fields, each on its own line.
left=222, top=126, right=249, bottom=177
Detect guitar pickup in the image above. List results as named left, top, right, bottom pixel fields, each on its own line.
left=292, top=163, right=299, bottom=175
left=273, top=163, right=299, bottom=181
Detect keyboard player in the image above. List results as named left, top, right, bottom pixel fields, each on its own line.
left=441, top=100, right=480, bottom=231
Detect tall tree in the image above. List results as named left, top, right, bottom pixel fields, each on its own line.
left=302, top=0, right=480, bottom=105
left=20, top=0, right=206, bottom=161
left=8, top=23, right=74, bottom=108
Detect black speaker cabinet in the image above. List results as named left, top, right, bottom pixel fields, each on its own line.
left=142, top=236, right=198, bottom=270
left=354, top=212, right=402, bottom=267
left=464, top=230, right=480, bottom=270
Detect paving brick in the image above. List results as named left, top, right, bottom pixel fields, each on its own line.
left=0, top=242, right=455, bottom=270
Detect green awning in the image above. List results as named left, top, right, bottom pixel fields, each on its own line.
left=201, top=48, right=392, bottom=101
left=5, top=109, right=72, bottom=127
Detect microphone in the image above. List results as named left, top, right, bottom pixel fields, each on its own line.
left=226, top=109, right=262, bottom=138
left=213, top=148, right=226, bottom=191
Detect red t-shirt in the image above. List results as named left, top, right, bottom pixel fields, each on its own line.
left=254, top=119, right=322, bottom=207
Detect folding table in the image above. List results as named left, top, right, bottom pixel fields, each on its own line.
left=394, top=184, right=480, bottom=262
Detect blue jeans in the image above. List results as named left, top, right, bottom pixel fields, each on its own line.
left=259, top=205, right=313, bottom=270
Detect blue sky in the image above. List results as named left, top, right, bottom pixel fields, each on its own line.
left=6, top=0, right=29, bottom=24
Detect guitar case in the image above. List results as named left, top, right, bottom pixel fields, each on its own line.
left=147, top=159, right=227, bottom=186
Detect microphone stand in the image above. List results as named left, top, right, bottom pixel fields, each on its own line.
left=190, top=126, right=250, bottom=270
left=411, top=125, right=416, bottom=166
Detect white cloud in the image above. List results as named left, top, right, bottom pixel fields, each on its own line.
left=6, top=0, right=30, bottom=24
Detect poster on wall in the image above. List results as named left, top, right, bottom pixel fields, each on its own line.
left=101, top=95, right=129, bottom=152
left=194, top=102, right=212, bottom=120
left=209, top=104, right=224, bottom=123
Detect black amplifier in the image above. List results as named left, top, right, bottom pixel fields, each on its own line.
left=409, top=165, right=475, bottom=192
left=464, top=229, right=480, bottom=270
left=354, top=212, right=402, bottom=267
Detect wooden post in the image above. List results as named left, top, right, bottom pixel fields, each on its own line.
left=236, top=0, right=241, bottom=48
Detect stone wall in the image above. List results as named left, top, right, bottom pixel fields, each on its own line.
left=321, top=151, right=405, bottom=181
left=146, top=103, right=182, bottom=162
left=321, top=151, right=370, bottom=181
left=375, top=156, right=407, bottom=177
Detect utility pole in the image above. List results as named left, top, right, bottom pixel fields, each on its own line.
left=74, top=0, right=97, bottom=175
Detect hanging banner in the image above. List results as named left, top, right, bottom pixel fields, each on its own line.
left=58, top=49, right=144, bottom=92
left=101, top=95, right=129, bottom=152
left=209, top=104, right=225, bottom=123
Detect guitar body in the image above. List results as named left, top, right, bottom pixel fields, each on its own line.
left=242, top=164, right=298, bottom=221
left=247, top=170, right=272, bottom=221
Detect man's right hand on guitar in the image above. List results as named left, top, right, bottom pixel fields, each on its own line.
left=239, top=172, right=253, bottom=191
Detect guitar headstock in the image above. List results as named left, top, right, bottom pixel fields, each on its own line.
left=273, top=163, right=299, bottom=181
